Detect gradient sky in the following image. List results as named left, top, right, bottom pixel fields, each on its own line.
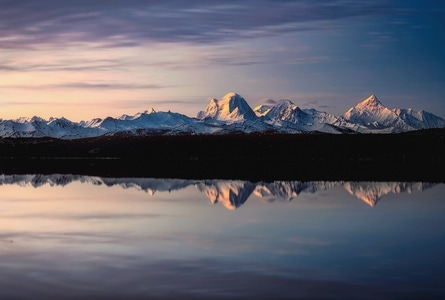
left=0, top=0, right=444, bottom=121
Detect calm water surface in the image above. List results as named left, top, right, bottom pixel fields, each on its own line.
left=0, top=175, right=444, bottom=299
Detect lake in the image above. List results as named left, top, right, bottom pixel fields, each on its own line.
left=1, top=174, right=444, bottom=299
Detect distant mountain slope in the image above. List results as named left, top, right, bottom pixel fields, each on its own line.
left=335, top=95, right=445, bottom=133
left=258, top=99, right=341, bottom=133
left=393, top=108, right=445, bottom=130
left=0, top=92, right=444, bottom=139
left=342, top=95, right=398, bottom=126
left=253, top=104, right=273, bottom=117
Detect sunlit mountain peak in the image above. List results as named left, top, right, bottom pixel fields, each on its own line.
left=0, top=93, right=444, bottom=138
left=196, top=92, right=256, bottom=122
left=359, top=94, right=381, bottom=107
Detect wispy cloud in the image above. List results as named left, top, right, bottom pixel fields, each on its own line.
left=0, top=0, right=396, bottom=49
left=262, top=99, right=279, bottom=105
left=3, top=212, right=165, bottom=221
left=0, top=58, right=132, bottom=73
left=55, top=82, right=168, bottom=90
left=302, top=100, right=319, bottom=107
left=0, top=82, right=170, bottom=90
left=0, top=100, right=59, bottom=106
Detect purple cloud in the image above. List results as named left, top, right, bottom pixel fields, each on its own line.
left=0, top=0, right=396, bottom=48
left=0, top=82, right=169, bottom=90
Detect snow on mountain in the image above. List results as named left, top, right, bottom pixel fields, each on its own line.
left=0, top=175, right=436, bottom=210
left=79, top=117, right=103, bottom=128
left=343, top=181, right=435, bottom=207
left=0, top=119, right=40, bottom=138
left=258, top=99, right=341, bottom=133
left=263, top=100, right=300, bottom=121
left=302, top=108, right=339, bottom=126
left=393, top=108, right=445, bottom=129
left=253, top=104, right=273, bottom=117
left=196, top=180, right=256, bottom=210
left=46, top=117, right=103, bottom=139
left=335, top=95, right=445, bottom=133
left=97, top=111, right=190, bottom=131
left=0, top=92, right=444, bottom=139
left=95, top=111, right=221, bottom=136
left=254, top=181, right=331, bottom=202
left=100, top=177, right=195, bottom=196
left=0, top=109, right=218, bottom=139
left=97, top=109, right=232, bottom=136
left=0, top=117, right=103, bottom=139
left=338, top=95, right=400, bottom=131
left=197, top=92, right=257, bottom=122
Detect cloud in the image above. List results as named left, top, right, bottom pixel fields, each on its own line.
left=148, top=99, right=202, bottom=106
left=197, top=47, right=330, bottom=67
left=302, top=100, right=319, bottom=107
left=55, top=82, right=168, bottom=90
left=0, top=0, right=396, bottom=49
left=3, top=213, right=165, bottom=221
left=0, top=65, right=16, bottom=71
left=261, top=99, right=278, bottom=105
left=0, top=254, right=420, bottom=299
left=0, top=58, right=135, bottom=73
left=0, top=100, right=57, bottom=106
left=260, top=98, right=299, bottom=105
left=0, top=82, right=169, bottom=90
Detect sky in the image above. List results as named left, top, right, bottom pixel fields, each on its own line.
left=0, top=0, right=444, bottom=121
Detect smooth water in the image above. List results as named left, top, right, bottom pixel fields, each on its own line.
left=1, top=175, right=444, bottom=299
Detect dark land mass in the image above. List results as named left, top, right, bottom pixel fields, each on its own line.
left=0, top=129, right=444, bottom=182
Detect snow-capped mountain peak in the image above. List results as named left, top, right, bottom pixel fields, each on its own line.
left=257, top=99, right=341, bottom=133
left=264, top=99, right=300, bottom=121
left=344, top=94, right=388, bottom=116
left=392, top=107, right=445, bottom=129
left=197, top=92, right=257, bottom=122
left=339, top=95, right=403, bottom=131
left=0, top=92, right=444, bottom=139
left=144, top=108, right=156, bottom=114
left=253, top=104, right=273, bottom=117
left=358, top=94, right=381, bottom=107
left=335, top=94, right=445, bottom=132
left=14, top=116, right=46, bottom=123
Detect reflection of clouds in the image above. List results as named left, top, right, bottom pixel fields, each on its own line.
left=0, top=174, right=438, bottom=209
left=0, top=254, right=437, bottom=300
left=0, top=231, right=137, bottom=246
left=0, top=175, right=444, bottom=299
left=0, top=212, right=165, bottom=221
left=0, top=224, right=338, bottom=298
left=145, top=232, right=278, bottom=254
left=284, top=237, right=332, bottom=246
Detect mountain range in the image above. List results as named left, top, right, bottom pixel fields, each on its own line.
left=1, top=92, right=444, bottom=139
left=0, top=174, right=436, bottom=209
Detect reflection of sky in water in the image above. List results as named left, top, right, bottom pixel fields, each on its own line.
left=0, top=176, right=444, bottom=299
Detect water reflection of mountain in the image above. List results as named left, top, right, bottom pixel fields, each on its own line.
left=0, top=174, right=437, bottom=210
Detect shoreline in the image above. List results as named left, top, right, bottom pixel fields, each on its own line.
left=0, top=158, right=443, bottom=182
left=1, top=130, right=444, bottom=182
